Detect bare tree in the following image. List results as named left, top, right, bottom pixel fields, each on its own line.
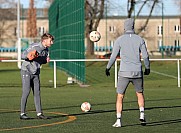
left=0, top=0, right=16, bottom=8
left=26, top=0, right=37, bottom=38
left=127, top=0, right=161, bottom=34
left=85, top=0, right=105, bottom=55
left=173, top=0, right=181, bottom=12
left=85, top=0, right=162, bottom=55
left=0, top=0, right=16, bottom=47
left=41, top=0, right=54, bottom=22
left=47, top=0, right=54, bottom=4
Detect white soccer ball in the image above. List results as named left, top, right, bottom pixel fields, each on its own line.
left=81, top=102, right=91, bottom=112
left=89, top=31, right=101, bottom=42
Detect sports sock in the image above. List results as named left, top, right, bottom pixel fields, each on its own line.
left=37, top=113, right=42, bottom=116
left=139, top=107, right=144, bottom=112
left=116, top=113, right=121, bottom=119
left=139, top=107, right=144, bottom=120
left=20, top=113, right=25, bottom=116
left=116, top=113, right=121, bottom=123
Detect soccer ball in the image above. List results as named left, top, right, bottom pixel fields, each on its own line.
left=89, top=31, right=101, bottom=42
left=81, top=102, right=91, bottom=112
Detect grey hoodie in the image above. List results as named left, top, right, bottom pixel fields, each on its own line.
left=106, top=18, right=150, bottom=78
left=21, top=42, right=49, bottom=74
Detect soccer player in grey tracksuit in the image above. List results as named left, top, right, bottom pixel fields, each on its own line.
left=105, top=18, right=150, bottom=127
left=20, top=33, right=54, bottom=120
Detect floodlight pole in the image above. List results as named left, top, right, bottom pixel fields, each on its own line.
left=161, top=2, right=164, bottom=58
left=17, top=0, right=21, bottom=68
left=105, top=2, right=107, bottom=54
left=134, top=1, right=136, bottom=20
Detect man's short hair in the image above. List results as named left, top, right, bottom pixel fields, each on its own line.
left=41, top=33, right=54, bottom=41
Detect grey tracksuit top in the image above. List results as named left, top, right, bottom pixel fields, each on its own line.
left=106, top=18, right=150, bottom=78
left=21, top=42, right=49, bottom=75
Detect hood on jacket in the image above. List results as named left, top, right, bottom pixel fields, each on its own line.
left=124, top=18, right=135, bottom=32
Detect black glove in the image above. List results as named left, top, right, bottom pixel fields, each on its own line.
left=144, top=68, right=150, bottom=75
left=105, top=68, right=110, bottom=76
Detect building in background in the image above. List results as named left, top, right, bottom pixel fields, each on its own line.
left=0, top=8, right=48, bottom=48
left=96, top=16, right=181, bottom=56
left=0, top=7, right=180, bottom=57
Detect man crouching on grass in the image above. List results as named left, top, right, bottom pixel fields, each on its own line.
left=105, top=18, right=150, bottom=127
left=20, top=33, right=54, bottom=120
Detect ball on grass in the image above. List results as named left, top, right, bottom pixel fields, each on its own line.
left=81, top=102, right=91, bottom=112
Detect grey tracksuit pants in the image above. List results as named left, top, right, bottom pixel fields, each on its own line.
left=20, top=70, right=42, bottom=114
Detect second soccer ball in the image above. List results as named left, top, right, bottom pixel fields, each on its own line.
left=81, top=102, right=91, bottom=112
left=89, top=31, right=101, bottom=42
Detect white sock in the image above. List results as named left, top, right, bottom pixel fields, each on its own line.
left=139, top=107, right=144, bottom=112
left=37, top=113, right=42, bottom=116
left=116, top=113, right=121, bottom=119
left=20, top=113, right=25, bottom=116
left=116, top=113, right=121, bottom=123
left=139, top=107, right=144, bottom=119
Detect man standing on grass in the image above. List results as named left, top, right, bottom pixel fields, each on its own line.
left=105, top=18, right=150, bottom=127
left=20, top=33, right=54, bottom=120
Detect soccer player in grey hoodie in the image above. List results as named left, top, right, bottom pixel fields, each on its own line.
left=20, top=33, right=54, bottom=120
left=106, top=18, right=150, bottom=127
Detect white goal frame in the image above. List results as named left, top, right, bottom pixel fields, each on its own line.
left=1, top=59, right=180, bottom=88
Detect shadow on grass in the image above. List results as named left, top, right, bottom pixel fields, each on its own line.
left=44, top=105, right=181, bottom=120
left=0, top=84, right=68, bottom=88
left=122, top=118, right=181, bottom=127
left=0, top=69, right=20, bottom=72
left=1, top=98, right=181, bottom=123
left=40, top=103, right=181, bottom=124
left=40, top=97, right=181, bottom=111
left=49, top=109, right=116, bottom=119
left=146, top=118, right=181, bottom=126
left=1, top=105, right=181, bottom=127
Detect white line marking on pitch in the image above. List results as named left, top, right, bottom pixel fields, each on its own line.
left=151, top=70, right=178, bottom=79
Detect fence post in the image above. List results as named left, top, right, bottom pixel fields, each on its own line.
left=17, top=38, right=21, bottom=69
left=177, top=59, right=180, bottom=87
left=115, top=59, right=117, bottom=88
left=54, top=61, right=57, bottom=88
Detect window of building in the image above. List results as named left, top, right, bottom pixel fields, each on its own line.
left=109, top=26, right=116, bottom=33
left=38, top=26, right=45, bottom=36
left=175, top=39, right=179, bottom=46
left=174, top=25, right=180, bottom=32
left=14, top=27, right=17, bottom=36
left=158, top=39, right=162, bottom=49
left=109, top=26, right=111, bottom=32
left=157, top=25, right=163, bottom=36
left=109, top=40, right=114, bottom=47
left=36, top=9, right=44, bottom=18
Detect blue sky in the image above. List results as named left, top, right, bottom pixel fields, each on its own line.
left=20, top=0, right=180, bottom=16
left=108, top=0, right=180, bottom=16
left=19, top=0, right=49, bottom=8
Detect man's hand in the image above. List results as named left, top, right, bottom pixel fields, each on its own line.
left=144, top=68, right=150, bottom=75
left=46, top=57, right=50, bottom=62
left=27, top=50, right=39, bottom=60
left=105, top=68, right=110, bottom=76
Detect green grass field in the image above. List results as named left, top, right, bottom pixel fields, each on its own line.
left=0, top=61, right=181, bottom=133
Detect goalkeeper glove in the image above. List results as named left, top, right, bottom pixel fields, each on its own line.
left=105, top=68, right=110, bottom=76
left=144, top=68, right=150, bottom=75
left=27, top=50, right=39, bottom=60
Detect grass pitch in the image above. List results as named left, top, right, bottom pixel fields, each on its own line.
left=0, top=61, right=181, bottom=133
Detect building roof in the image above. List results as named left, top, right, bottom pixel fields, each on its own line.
left=0, top=8, right=48, bottom=20
left=103, top=15, right=181, bottom=19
